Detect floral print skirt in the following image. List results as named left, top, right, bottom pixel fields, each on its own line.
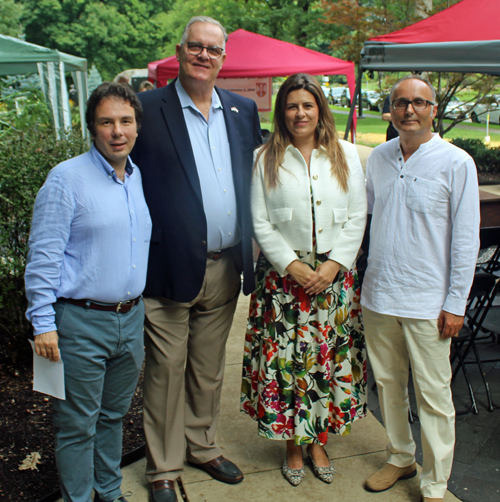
left=241, top=249, right=367, bottom=445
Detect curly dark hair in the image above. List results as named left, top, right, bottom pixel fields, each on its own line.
left=86, top=82, right=143, bottom=137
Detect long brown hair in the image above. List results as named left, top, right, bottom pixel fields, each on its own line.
left=256, top=73, right=349, bottom=192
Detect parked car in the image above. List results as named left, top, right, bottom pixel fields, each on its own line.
left=361, top=90, right=382, bottom=111
left=471, top=96, right=500, bottom=124
left=444, top=96, right=470, bottom=120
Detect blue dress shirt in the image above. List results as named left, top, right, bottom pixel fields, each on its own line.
left=25, top=144, right=152, bottom=336
left=175, top=79, right=239, bottom=252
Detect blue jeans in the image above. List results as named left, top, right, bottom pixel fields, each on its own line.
left=52, top=300, right=144, bottom=502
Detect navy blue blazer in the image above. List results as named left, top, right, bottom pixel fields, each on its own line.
left=131, top=80, right=262, bottom=302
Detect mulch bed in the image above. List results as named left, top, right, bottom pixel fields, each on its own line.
left=0, top=366, right=145, bottom=502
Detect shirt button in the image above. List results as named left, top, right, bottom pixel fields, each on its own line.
left=108, top=175, right=112, bottom=179
left=316, top=200, right=322, bottom=205
left=399, top=158, right=402, bottom=161
left=212, top=147, right=215, bottom=150
left=313, top=175, right=318, bottom=180
left=202, top=240, right=207, bottom=246
left=318, top=228, right=323, bottom=233
left=133, top=265, right=136, bottom=269
left=133, top=238, right=136, bottom=242
left=228, top=212, right=231, bottom=215
left=315, top=152, right=320, bottom=158
left=218, top=168, right=221, bottom=171
left=229, top=232, right=232, bottom=236
left=224, top=189, right=227, bottom=193
left=127, top=291, right=131, bottom=295
left=400, top=175, right=404, bottom=178
left=131, top=210, right=134, bottom=214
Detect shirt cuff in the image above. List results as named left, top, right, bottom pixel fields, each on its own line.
left=31, top=314, right=57, bottom=337
left=442, top=296, right=467, bottom=317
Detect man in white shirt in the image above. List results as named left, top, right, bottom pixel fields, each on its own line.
left=361, top=75, right=480, bottom=502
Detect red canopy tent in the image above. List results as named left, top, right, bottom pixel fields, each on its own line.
left=344, top=0, right=500, bottom=138
left=149, top=29, right=355, bottom=89
left=149, top=29, right=357, bottom=136
left=370, top=0, right=499, bottom=45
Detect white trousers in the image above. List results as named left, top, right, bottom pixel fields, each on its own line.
left=363, top=307, right=455, bottom=499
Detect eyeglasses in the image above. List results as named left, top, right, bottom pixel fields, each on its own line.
left=391, top=98, right=435, bottom=111
left=185, top=42, right=224, bottom=59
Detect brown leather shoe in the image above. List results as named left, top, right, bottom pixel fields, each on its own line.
left=364, top=462, right=417, bottom=492
left=188, top=455, right=243, bottom=484
left=149, top=480, right=177, bottom=502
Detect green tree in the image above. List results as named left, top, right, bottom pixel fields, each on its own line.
left=0, top=0, right=26, bottom=38
left=159, top=0, right=342, bottom=58
left=21, top=0, right=175, bottom=80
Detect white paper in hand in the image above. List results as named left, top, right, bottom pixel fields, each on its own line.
left=29, top=340, right=66, bottom=400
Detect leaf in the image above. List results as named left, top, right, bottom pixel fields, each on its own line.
left=19, top=452, right=41, bottom=471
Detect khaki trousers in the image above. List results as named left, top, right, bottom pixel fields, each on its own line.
left=363, top=307, right=455, bottom=499
left=143, top=252, right=241, bottom=482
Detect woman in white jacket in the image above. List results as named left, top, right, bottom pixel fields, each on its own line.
left=241, top=74, right=367, bottom=486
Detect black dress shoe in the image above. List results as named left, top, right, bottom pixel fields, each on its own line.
left=188, top=455, right=243, bottom=484
left=94, top=491, right=131, bottom=502
left=149, top=480, right=177, bottom=502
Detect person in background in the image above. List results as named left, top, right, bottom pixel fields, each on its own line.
left=139, top=81, right=154, bottom=92
left=381, top=95, right=399, bottom=141
left=25, top=82, right=151, bottom=502
left=131, top=16, right=262, bottom=502
left=362, top=75, right=480, bottom=502
left=241, top=73, right=367, bottom=487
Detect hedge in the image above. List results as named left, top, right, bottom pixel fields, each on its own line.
left=450, top=138, right=500, bottom=176
left=0, top=127, right=87, bottom=372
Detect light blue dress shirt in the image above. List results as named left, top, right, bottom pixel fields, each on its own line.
left=175, top=79, right=239, bottom=252
left=25, top=144, right=152, bottom=335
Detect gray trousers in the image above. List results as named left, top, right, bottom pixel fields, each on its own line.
left=53, top=300, right=144, bottom=502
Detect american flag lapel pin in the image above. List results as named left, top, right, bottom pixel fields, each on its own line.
left=231, top=106, right=239, bottom=113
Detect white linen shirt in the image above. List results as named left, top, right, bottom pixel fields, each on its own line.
left=251, top=140, right=367, bottom=277
left=361, top=134, right=480, bottom=319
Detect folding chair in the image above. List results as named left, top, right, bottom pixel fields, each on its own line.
left=476, top=226, right=500, bottom=274
left=451, top=272, right=497, bottom=415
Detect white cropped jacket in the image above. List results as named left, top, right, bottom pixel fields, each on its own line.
left=251, top=140, right=367, bottom=277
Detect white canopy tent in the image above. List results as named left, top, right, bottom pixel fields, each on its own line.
left=0, top=34, right=89, bottom=138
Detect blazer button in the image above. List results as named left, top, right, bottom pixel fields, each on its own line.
left=313, top=175, right=318, bottom=180
left=318, top=228, right=323, bottom=233
left=202, top=240, right=207, bottom=246
left=316, top=200, right=322, bottom=206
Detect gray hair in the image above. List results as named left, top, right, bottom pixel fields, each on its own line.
left=389, top=74, right=437, bottom=104
left=179, top=16, right=228, bottom=48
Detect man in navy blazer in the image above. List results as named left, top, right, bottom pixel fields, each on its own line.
left=131, top=16, right=261, bottom=502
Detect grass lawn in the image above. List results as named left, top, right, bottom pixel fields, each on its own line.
left=260, top=105, right=500, bottom=148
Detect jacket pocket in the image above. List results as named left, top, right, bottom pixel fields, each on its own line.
left=332, top=208, right=348, bottom=223
left=269, top=208, right=293, bottom=224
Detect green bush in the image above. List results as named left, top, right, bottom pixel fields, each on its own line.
left=450, top=138, right=500, bottom=175
left=0, top=127, right=87, bottom=372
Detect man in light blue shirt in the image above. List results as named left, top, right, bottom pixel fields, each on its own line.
left=25, top=82, right=152, bottom=502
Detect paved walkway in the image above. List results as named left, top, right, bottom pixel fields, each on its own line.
left=91, top=295, right=460, bottom=502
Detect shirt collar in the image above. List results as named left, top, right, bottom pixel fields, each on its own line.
left=175, top=78, right=222, bottom=114
left=89, top=143, right=135, bottom=180
left=397, top=132, right=440, bottom=154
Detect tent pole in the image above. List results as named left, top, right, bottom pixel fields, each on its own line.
left=344, top=67, right=363, bottom=141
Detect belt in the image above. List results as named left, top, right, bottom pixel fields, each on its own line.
left=59, top=296, right=142, bottom=313
left=207, top=247, right=233, bottom=261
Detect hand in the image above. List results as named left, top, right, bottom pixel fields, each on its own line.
left=286, top=260, right=316, bottom=287
left=437, top=311, right=464, bottom=339
left=304, top=260, right=341, bottom=295
left=34, top=330, right=60, bottom=362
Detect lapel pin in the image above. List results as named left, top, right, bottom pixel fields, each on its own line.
left=231, top=106, right=239, bottom=113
